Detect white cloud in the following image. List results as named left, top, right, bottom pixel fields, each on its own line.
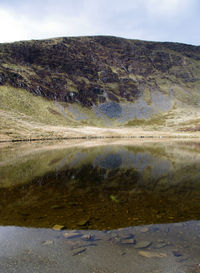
left=0, top=7, right=99, bottom=42
left=0, top=1, right=199, bottom=45
left=0, top=9, right=26, bottom=42
left=146, top=0, right=194, bottom=16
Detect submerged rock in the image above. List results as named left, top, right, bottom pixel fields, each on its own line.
left=52, top=224, right=65, bottom=231
left=72, top=247, right=86, bottom=256
left=172, top=251, right=183, bottom=257
left=138, top=251, right=167, bottom=258
left=134, top=241, right=152, bottom=249
left=42, top=240, right=54, bottom=246
left=64, top=232, right=81, bottom=239
left=81, top=234, right=95, bottom=241
left=120, top=238, right=136, bottom=244
left=153, top=240, right=170, bottom=249
left=77, top=219, right=90, bottom=226
left=140, top=227, right=149, bottom=233
left=118, top=233, right=134, bottom=240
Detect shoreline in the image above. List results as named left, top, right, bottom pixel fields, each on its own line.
left=1, top=125, right=200, bottom=143
left=1, top=133, right=200, bottom=143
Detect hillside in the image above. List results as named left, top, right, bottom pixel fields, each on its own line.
left=0, top=36, right=200, bottom=140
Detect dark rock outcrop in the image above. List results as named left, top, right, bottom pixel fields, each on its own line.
left=0, top=36, right=199, bottom=107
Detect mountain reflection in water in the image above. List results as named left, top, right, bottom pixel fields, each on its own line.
left=0, top=141, right=200, bottom=229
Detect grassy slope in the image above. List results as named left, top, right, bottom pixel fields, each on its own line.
left=0, top=85, right=124, bottom=139
left=0, top=36, right=200, bottom=140
left=0, top=85, right=80, bottom=139
left=1, top=85, right=200, bottom=140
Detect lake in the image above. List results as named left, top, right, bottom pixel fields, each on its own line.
left=0, top=139, right=199, bottom=273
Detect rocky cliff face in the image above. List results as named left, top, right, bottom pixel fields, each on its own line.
left=0, top=36, right=200, bottom=131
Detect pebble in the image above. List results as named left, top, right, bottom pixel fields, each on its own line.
left=120, top=238, right=136, bottom=244
left=64, top=232, right=81, bottom=239
left=109, top=232, right=118, bottom=238
left=140, top=227, right=149, bottom=233
left=81, top=234, right=95, bottom=241
left=118, top=233, right=134, bottom=240
left=134, top=241, right=152, bottom=249
left=138, top=251, right=167, bottom=258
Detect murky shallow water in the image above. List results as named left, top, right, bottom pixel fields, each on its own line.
left=0, top=140, right=200, bottom=272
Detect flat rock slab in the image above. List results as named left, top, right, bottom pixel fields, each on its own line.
left=64, top=232, right=81, bottom=239
left=153, top=241, right=170, bottom=249
left=134, top=241, right=152, bottom=249
left=138, top=251, right=167, bottom=258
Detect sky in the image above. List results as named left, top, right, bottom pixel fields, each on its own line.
left=0, top=0, right=199, bottom=45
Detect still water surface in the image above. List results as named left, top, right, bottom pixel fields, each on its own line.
left=0, top=140, right=199, bottom=273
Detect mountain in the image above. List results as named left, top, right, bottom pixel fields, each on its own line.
left=0, top=36, right=200, bottom=140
